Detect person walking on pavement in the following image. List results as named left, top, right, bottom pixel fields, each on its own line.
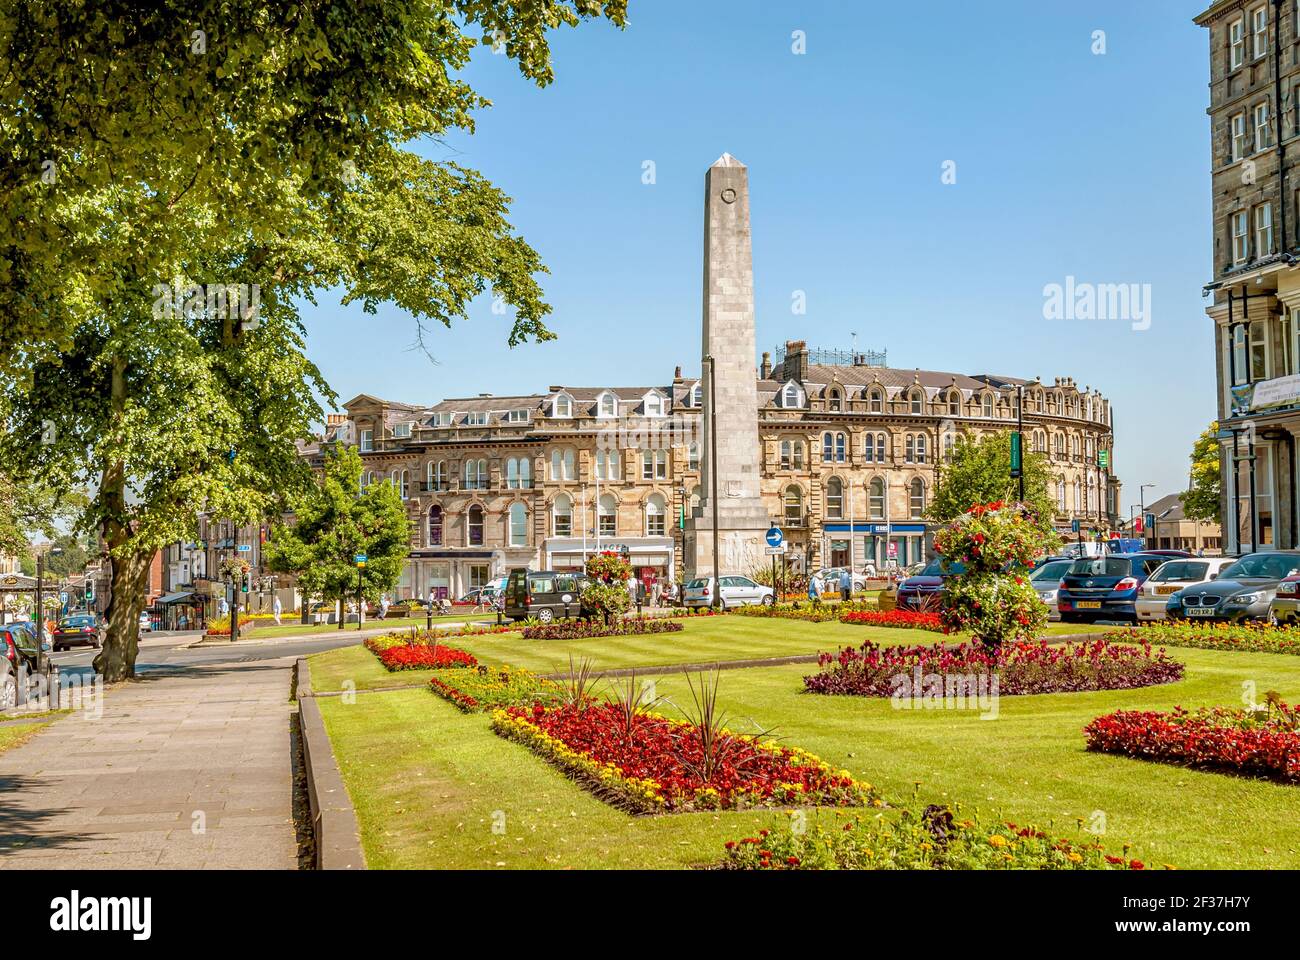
left=839, top=567, right=852, bottom=603
left=808, top=572, right=821, bottom=607
left=272, top=594, right=282, bottom=626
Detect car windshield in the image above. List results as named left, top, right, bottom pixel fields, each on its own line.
left=1031, top=560, right=1073, bottom=582
left=1149, top=560, right=1210, bottom=583
left=686, top=578, right=708, bottom=589
left=919, top=559, right=965, bottom=577
left=1218, top=554, right=1300, bottom=580
left=61, top=616, right=93, bottom=627
left=1068, top=557, right=1131, bottom=577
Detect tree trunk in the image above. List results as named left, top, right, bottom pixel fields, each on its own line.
left=93, top=548, right=151, bottom=681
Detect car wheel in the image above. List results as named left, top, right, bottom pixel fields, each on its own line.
left=762, top=594, right=775, bottom=606
left=0, top=670, right=16, bottom=713
left=537, top=608, right=554, bottom=624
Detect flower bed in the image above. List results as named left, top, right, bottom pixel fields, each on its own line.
left=429, top=664, right=562, bottom=713
left=733, top=603, right=841, bottom=623
left=520, top=618, right=684, bottom=641
left=719, top=807, right=1154, bottom=870
left=1084, top=698, right=1300, bottom=782
left=840, top=610, right=943, bottom=632
left=804, top=638, right=1184, bottom=697
left=491, top=702, right=878, bottom=814
left=363, top=624, right=516, bottom=657
left=1126, top=621, right=1300, bottom=657
left=204, top=614, right=253, bottom=637
left=376, top=643, right=477, bottom=672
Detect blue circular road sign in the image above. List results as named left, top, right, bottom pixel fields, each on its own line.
left=766, top=526, right=784, bottom=548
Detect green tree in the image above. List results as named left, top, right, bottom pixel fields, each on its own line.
left=265, top=445, right=410, bottom=626
left=927, top=431, right=1059, bottom=538
left=1182, top=423, right=1221, bottom=525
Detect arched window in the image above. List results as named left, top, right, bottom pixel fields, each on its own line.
left=909, top=478, right=925, bottom=519
left=645, top=493, right=666, bottom=536
left=910, top=390, right=923, bottom=415
left=641, top=449, right=668, bottom=480
left=464, top=459, right=487, bottom=490
left=506, top=456, right=532, bottom=489
left=869, top=388, right=884, bottom=413
left=392, top=468, right=409, bottom=499
left=598, top=493, right=617, bottom=537
left=645, top=393, right=665, bottom=417
left=825, top=477, right=844, bottom=519
left=943, top=433, right=955, bottom=462
left=598, top=393, right=618, bottom=418
left=982, top=394, right=994, bottom=418
left=552, top=493, right=573, bottom=537
left=509, top=502, right=527, bottom=546
left=869, top=478, right=885, bottom=519
left=781, top=382, right=803, bottom=408
left=596, top=449, right=620, bottom=481
left=553, top=394, right=572, bottom=418
left=550, top=448, right=575, bottom=481
left=914, top=435, right=927, bottom=464
left=1073, top=480, right=1082, bottom=511
left=690, top=382, right=703, bottom=407
left=822, top=432, right=846, bottom=463
left=828, top=387, right=843, bottom=412
left=783, top=486, right=803, bottom=525
left=867, top=433, right=886, bottom=462
left=947, top=390, right=960, bottom=416
left=1057, top=480, right=1066, bottom=512
left=427, top=505, right=443, bottom=547
left=1034, top=392, right=1045, bottom=413
left=779, top=439, right=804, bottom=470
left=467, top=504, right=484, bottom=546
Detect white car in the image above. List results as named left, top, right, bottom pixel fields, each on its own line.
left=682, top=576, right=775, bottom=610
left=814, top=568, right=869, bottom=592
left=1030, top=557, right=1075, bottom=621
left=1136, top=557, right=1237, bottom=621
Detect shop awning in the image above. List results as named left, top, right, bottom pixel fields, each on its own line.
left=156, top=591, right=202, bottom=606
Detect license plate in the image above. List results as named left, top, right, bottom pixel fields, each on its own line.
left=1186, top=607, right=1216, bottom=617
left=1156, top=585, right=1179, bottom=595
left=1077, top=601, right=1102, bottom=609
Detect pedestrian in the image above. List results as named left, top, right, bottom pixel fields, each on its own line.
left=651, top=580, right=662, bottom=607
left=379, top=593, right=390, bottom=620
left=273, top=594, right=282, bottom=626
left=218, top=595, right=229, bottom=618
left=808, top=572, right=821, bottom=606
left=839, top=567, right=852, bottom=603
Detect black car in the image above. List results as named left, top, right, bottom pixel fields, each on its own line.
left=503, top=569, right=588, bottom=623
left=52, top=614, right=101, bottom=651
left=1, top=623, right=49, bottom=711
left=1165, top=550, right=1300, bottom=623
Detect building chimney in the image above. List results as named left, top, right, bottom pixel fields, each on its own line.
left=760, top=352, right=771, bottom=379
left=674, top=365, right=682, bottom=381
left=783, top=340, right=808, bottom=382
left=326, top=413, right=346, bottom=427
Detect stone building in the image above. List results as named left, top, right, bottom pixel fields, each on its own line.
left=1142, top=493, right=1225, bottom=555
left=306, top=347, right=1118, bottom=600
left=1197, top=0, right=1300, bottom=551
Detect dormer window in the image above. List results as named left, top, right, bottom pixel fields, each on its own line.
left=690, top=382, right=703, bottom=407
left=828, top=387, right=843, bottom=412
left=909, top=390, right=923, bottom=415
left=392, top=421, right=412, bottom=439
left=552, top=394, right=573, bottom=418
left=430, top=412, right=453, bottom=428
left=643, top=392, right=666, bottom=417
left=598, top=392, right=618, bottom=418
left=508, top=409, right=529, bottom=423
left=466, top=411, right=488, bottom=426
left=868, top=388, right=883, bottom=413
left=779, top=381, right=805, bottom=408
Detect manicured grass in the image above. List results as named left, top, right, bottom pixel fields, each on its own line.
left=0, top=720, right=52, bottom=755
left=244, top=613, right=490, bottom=640
left=318, top=641, right=1300, bottom=869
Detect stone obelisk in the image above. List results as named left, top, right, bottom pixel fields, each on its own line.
left=686, top=154, right=770, bottom=578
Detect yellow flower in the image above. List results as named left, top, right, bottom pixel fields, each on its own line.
left=988, top=835, right=1008, bottom=848
left=1068, top=853, right=1082, bottom=864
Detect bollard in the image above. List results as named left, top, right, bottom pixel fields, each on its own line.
left=51, top=664, right=60, bottom=710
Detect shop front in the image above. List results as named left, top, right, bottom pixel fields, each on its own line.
left=821, top=523, right=931, bottom=569
left=406, top=547, right=537, bottom=601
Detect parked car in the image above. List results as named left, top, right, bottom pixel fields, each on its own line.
left=1270, top=574, right=1300, bottom=624
left=1, top=623, right=49, bottom=711
left=896, top=558, right=966, bottom=611
left=682, top=576, right=775, bottom=610
left=51, top=614, right=101, bottom=651
left=1136, top=557, right=1238, bottom=622
left=1029, top=557, right=1075, bottom=621
left=503, top=569, right=588, bottom=622
left=1166, top=551, right=1300, bottom=623
left=814, top=567, right=869, bottom=592
left=1057, top=553, right=1173, bottom=624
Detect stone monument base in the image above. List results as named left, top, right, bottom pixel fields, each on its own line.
left=685, top=505, right=772, bottom=580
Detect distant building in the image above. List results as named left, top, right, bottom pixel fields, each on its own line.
left=1142, top=492, right=1224, bottom=555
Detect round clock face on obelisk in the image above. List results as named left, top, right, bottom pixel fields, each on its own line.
left=720, top=187, right=736, bottom=204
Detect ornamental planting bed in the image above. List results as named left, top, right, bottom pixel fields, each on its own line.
left=374, top=643, right=477, bottom=672
left=733, top=602, right=873, bottom=623
left=491, top=701, right=878, bottom=814
left=1126, top=621, right=1300, bottom=657
left=719, top=807, right=1155, bottom=871
left=804, top=638, right=1184, bottom=697
left=1084, top=699, right=1300, bottom=782
left=840, top=610, right=943, bottom=632
left=520, top=618, right=684, bottom=641
left=429, top=664, right=562, bottom=713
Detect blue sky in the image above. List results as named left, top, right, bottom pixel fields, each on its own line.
left=302, top=0, right=1213, bottom=510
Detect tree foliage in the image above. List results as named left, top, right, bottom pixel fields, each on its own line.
left=1182, top=423, right=1222, bottom=525
left=927, top=431, right=1059, bottom=538
left=264, top=445, right=411, bottom=614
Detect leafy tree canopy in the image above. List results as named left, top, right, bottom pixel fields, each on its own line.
left=927, top=431, right=1059, bottom=539
left=1182, top=423, right=1221, bottom=525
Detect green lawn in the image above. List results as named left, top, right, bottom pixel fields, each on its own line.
left=0, top=720, right=52, bottom=755
left=244, top=613, right=492, bottom=640
left=315, top=618, right=1300, bottom=869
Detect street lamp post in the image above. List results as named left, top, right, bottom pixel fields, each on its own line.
left=1139, top=484, right=1156, bottom=548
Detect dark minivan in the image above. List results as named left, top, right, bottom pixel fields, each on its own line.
left=504, top=569, right=588, bottom=623
left=1057, top=553, right=1171, bottom=624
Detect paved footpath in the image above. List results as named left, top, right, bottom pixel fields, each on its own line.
left=0, top=657, right=300, bottom=869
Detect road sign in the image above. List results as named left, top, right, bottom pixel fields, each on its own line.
left=59, top=591, right=68, bottom=604
left=354, top=554, right=367, bottom=563
left=765, top=544, right=787, bottom=556
left=237, top=544, right=251, bottom=553
left=1071, top=519, right=1080, bottom=534
left=1010, top=431, right=1023, bottom=479
left=1097, top=449, right=1109, bottom=469
left=1145, top=512, right=1156, bottom=532
left=765, top=525, right=784, bottom=549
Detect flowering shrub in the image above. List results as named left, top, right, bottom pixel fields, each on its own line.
left=804, top=638, right=1184, bottom=697
left=733, top=603, right=841, bottom=622
left=1085, top=696, right=1300, bottom=782
left=520, top=618, right=684, bottom=641
left=840, top=610, right=944, bottom=632
left=429, top=664, right=562, bottom=713
left=205, top=614, right=253, bottom=637
left=658, top=607, right=725, bottom=618
left=581, top=551, right=633, bottom=623
left=1125, top=621, right=1300, bottom=657
left=376, top=643, right=477, bottom=671
left=363, top=624, right=516, bottom=657
left=491, top=701, right=878, bottom=814
left=932, top=502, right=1056, bottom=646
left=720, top=807, right=1155, bottom=870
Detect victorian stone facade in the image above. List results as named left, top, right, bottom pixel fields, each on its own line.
left=305, top=341, right=1118, bottom=600
left=1197, top=0, right=1300, bottom=551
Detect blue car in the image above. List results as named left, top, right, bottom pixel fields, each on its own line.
left=1057, top=553, right=1172, bottom=624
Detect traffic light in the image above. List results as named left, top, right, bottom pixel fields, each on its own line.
left=241, top=573, right=249, bottom=594
left=84, top=583, right=94, bottom=602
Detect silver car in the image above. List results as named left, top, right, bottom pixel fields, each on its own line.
left=1136, top=557, right=1236, bottom=622
left=1030, top=558, right=1075, bottom=621
left=682, top=576, right=775, bottom=609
